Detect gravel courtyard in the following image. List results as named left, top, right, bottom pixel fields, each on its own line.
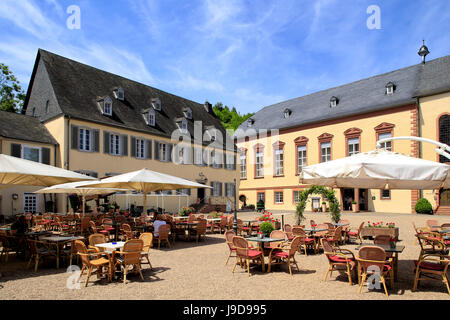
left=1, top=211, right=450, bottom=300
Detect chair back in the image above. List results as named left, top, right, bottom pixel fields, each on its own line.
left=440, top=223, right=450, bottom=229
left=225, top=230, right=235, bottom=250
left=332, top=226, right=343, bottom=241
left=374, top=235, right=391, bottom=245
left=357, top=221, right=364, bottom=234
left=232, top=236, right=250, bottom=259
left=139, top=233, right=153, bottom=251
left=269, top=230, right=286, bottom=248
left=89, top=233, right=106, bottom=247
left=196, top=219, right=207, bottom=235
left=426, top=220, right=438, bottom=228
left=122, top=223, right=132, bottom=232
left=81, top=217, right=91, bottom=231
left=158, top=224, right=170, bottom=240
left=74, top=240, right=91, bottom=266
left=314, top=224, right=329, bottom=237
left=310, top=220, right=316, bottom=227
left=220, top=217, right=228, bottom=228
left=122, top=239, right=144, bottom=265
left=227, top=216, right=234, bottom=228
left=197, top=214, right=204, bottom=219
left=89, top=220, right=98, bottom=233
left=284, top=224, right=292, bottom=233
left=292, top=227, right=306, bottom=237
left=103, top=218, right=113, bottom=226
left=357, top=246, right=386, bottom=273
left=288, top=236, right=302, bottom=257
left=188, top=214, right=196, bottom=223
left=320, top=238, right=337, bottom=263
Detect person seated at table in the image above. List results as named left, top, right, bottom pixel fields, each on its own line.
left=10, top=215, right=28, bottom=235
left=153, top=214, right=166, bottom=237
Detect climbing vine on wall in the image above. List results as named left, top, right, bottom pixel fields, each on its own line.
left=295, top=185, right=341, bottom=224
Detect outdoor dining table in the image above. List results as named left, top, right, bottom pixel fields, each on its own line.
left=437, top=229, right=450, bottom=234
left=95, top=241, right=126, bottom=281
left=24, top=230, right=52, bottom=239
left=355, top=243, right=405, bottom=281
left=40, top=235, right=84, bottom=268
left=246, top=236, right=287, bottom=270
left=332, top=223, right=350, bottom=227
left=102, top=221, right=121, bottom=240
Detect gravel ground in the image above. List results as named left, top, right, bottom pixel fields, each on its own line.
left=1, top=212, right=450, bottom=300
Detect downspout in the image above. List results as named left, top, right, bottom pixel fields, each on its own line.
left=54, top=143, right=57, bottom=212
left=66, top=115, right=71, bottom=213
left=416, top=98, right=423, bottom=200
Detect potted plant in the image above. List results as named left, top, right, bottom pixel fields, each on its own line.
left=179, top=206, right=195, bottom=217
left=257, top=211, right=281, bottom=230
left=259, top=221, right=274, bottom=237
left=415, top=198, right=433, bottom=214
left=322, top=201, right=327, bottom=213
left=351, top=201, right=358, bottom=212
left=361, top=221, right=399, bottom=240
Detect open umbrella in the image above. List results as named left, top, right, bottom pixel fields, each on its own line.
left=0, top=154, right=95, bottom=187
left=77, top=168, right=211, bottom=212
left=35, top=180, right=128, bottom=215
left=299, top=149, right=450, bottom=190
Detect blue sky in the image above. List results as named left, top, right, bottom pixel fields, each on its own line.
left=1, top=0, right=450, bottom=114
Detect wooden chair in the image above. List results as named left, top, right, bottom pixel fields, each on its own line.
left=237, top=219, right=251, bottom=236
left=89, top=221, right=110, bottom=240
left=284, top=224, right=293, bottom=239
left=190, top=219, right=207, bottom=243
left=139, top=233, right=153, bottom=270
left=27, top=239, right=57, bottom=272
left=321, top=238, right=356, bottom=285
left=356, top=246, right=394, bottom=297
left=225, top=230, right=237, bottom=265
left=374, top=235, right=395, bottom=260
left=347, top=222, right=364, bottom=244
left=154, top=224, right=171, bottom=249
left=326, top=226, right=343, bottom=247
left=218, top=217, right=228, bottom=234
left=88, top=233, right=107, bottom=253
left=232, top=236, right=265, bottom=276
left=267, top=236, right=301, bottom=275
left=74, top=240, right=110, bottom=287
left=227, top=216, right=234, bottom=230
left=426, top=219, right=440, bottom=232
left=413, top=254, right=450, bottom=295
left=292, top=227, right=315, bottom=256
left=263, top=230, right=286, bottom=256
left=114, top=239, right=145, bottom=284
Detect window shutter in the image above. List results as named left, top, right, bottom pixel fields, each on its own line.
left=121, top=135, right=128, bottom=156
left=210, top=182, right=214, bottom=196
left=219, top=183, right=223, bottom=196
left=146, top=140, right=152, bottom=159
left=167, top=143, right=173, bottom=162
left=130, top=137, right=136, bottom=157
left=93, top=130, right=100, bottom=152
left=187, top=188, right=191, bottom=196
left=11, top=143, right=21, bottom=158
left=41, top=147, right=50, bottom=165
left=225, top=183, right=229, bottom=197
left=233, top=155, right=237, bottom=170
left=154, top=141, right=160, bottom=161
left=71, top=125, right=79, bottom=150
left=103, top=131, right=110, bottom=154
left=209, top=151, right=214, bottom=167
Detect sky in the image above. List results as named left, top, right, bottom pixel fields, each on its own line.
left=1, top=0, right=450, bottom=115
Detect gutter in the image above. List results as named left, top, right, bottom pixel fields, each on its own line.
left=66, top=115, right=71, bottom=170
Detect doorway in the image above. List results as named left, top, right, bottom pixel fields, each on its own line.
left=440, top=189, right=450, bottom=206
left=197, top=188, right=205, bottom=204
left=359, top=189, right=369, bottom=211
left=342, top=188, right=355, bottom=211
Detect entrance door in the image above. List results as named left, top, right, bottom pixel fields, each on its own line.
left=342, top=188, right=355, bottom=211
left=197, top=188, right=205, bottom=204
left=359, top=189, right=369, bottom=211
left=440, top=189, right=450, bottom=206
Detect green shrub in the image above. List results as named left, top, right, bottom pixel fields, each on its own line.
left=259, top=222, right=274, bottom=236
left=415, top=198, right=433, bottom=214
left=248, top=204, right=255, bottom=210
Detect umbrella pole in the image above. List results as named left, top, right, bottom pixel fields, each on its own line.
left=82, top=195, right=86, bottom=217
left=143, top=192, right=148, bottom=215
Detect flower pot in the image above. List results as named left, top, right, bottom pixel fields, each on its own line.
left=322, top=204, right=327, bottom=212
left=352, top=204, right=358, bottom=212
left=361, top=227, right=399, bottom=240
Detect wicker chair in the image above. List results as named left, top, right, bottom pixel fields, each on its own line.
left=321, top=238, right=356, bottom=285
left=189, top=219, right=207, bottom=243
left=263, top=230, right=286, bottom=256
left=27, top=239, right=57, bottom=272
left=284, top=224, right=293, bottom=239
left=78, top=217, right=91, bottom=236
left=374, top=235, right=395, bottom=259
left=347, top=222, right=364, bottom=244
left=292, top=227, right=315, bottom=256
left=426, top=219, right=440, bottom=232
left=218, top=217, right=228, bottom=234
left=338, top=219, right=351, bottom=243
left=356, top=246, right=394, bottom=297
left=227, top=216, right=234, bottom=230
left=413, top=254, right=450, bottom=295
left=74, top=240, right=110, bottom=286
left=187, top=214, right=196, bottom=223
left=326, top=226, right=343, bottom=247
left=89, top=221, right=110, bottom=240
left=154, top=224, right=171, bottom=249
left=139, top=233, right=153, bottom=269
left=232, top=236, right=265, bottom=276
left=267, top=236, right=301, bottom=275
left=88, top=233, right=107, bottom=253
left=416, top=233, right=448, bottom=259
left=225, top=230, right=236, bottom=265
left=114, top=239, right=145, bottom=284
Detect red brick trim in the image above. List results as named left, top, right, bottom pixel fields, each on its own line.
left=374, top=122, right=395, bottom=151
left=295, top=137, right=308, bottom=176
left=318, top=133, right=333, bottom=163
left=272, top=141, right=285, bottom=177
left=253, top=143, right=264, bottom=179
left=344, top=127, right=362, bottom=156
left=273, top=190, right=284, bottom=205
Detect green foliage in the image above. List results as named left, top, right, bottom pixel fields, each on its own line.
left=0, top=63, right=26, bottom=113
left=415, top=198, right=433, bottom=214
left=179, top=206, right=195, bottom=216
left=259, top=221, right=274, bottom=236
left=213, top=102, right=254, bottom=131
left=295, top=185, right=341, bottom=224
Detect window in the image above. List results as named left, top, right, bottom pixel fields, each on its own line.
left=110, top=134, right=121, bottom=156
left=225, top=153, right=235, bottom=170
left=22, top=146, right=41, bottom=163
left=147, top=109, right=155, bottom=126
left=115, top=87, right=125, bottom=100
left=247, top=118, right=254, bottom=127
left=181, top=119, right=188, bottom=132
left=159, top=143, right=169, bottom=161
left=257, top=192, right=265, bottom=203
left=23, top=193, right=38, bottom=213
left=152, top=98, right=161, bottom=111
left=136, top=138, right=145, bottom=159
left=381, top=189, right=391, bottom=200
left=439, top=115, right=450, bottom=163
left=378, top=132, right=392, bottom=151
left=240, top=154, right=247, bottom=179
left=275, top=149, right=284, bottom=176
left=194, top=148, right=205, bottom=166
left=284, top=108, right=291, bottom=118
left=274, top=191, right=283, bottom=204
left=103, top=97, right=113, bottom=116
left=321, top=142, right=331, bottom=162
left=184, top=108, right=192, bottom=119
left=32, top=108, right=36, bottom=117
left=255, top=151, right=263, bottom=177
left=79, top=128, right=91, bottom=152
left=297, top=145, right=307, bottom=173
left=348, top=137, right=360, bottom=156
left=330, top=96, right=338, bottom=108
left=293, top=191, right=301, bottom=203
left=225, top=183, right=235, bottom=197
left=385, top=82, right=395, bottom=95
left=211, top=182, right=222, bottom=197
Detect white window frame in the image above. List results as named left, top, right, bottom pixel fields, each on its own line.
left=21, top=145, right=42, bottom=163
left=147, top=109, right=155, bottom=126
left=103, top=97, right=113, bottom=116
left=255, top=151, right=263, bottom=178
left=194, top=148, right=205, bottom=166
left=348, top=137, right=360, bottom=156
left=23, top=193, right=38, bottom=213
left=378, top=132, right=392, bottom=151
left=293, top=191, right=300, bottom=203
left=274, top=191, right=283, bottom=204
left=181, top=119, right=188, bottom=133
left=226, top=183, right=235, bottom=197
left=184, top=108, right=192, bottom=119
left=79, top=127, right=92, bottom=152
left=297, top=145, right=307, bottom=173
left=135, top=138, right=146, bottom=159
left=159, top=143, right=168, bottom=162
left=240, top=154, right=247, bottom=179
left=275, top=149, right=284, bottom=176
left=110, top=133, right=121, bottom=156
left=115, top=87, right=125, bottom=100
left=386, top=85, right=394, bottom=95
left=257, top=192, right=265, bottom=202
left=321, top=142, right=331, bottom=163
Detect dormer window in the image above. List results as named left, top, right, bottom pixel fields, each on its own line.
left=114, top=87, right=125, bottom=100
left=247, top=118, right=255, bottom=127
left=181, top=119, right=188, bottom=132
left=183, top=108, right=192, bottom=119
left=152, top=98, right=161, bottom=111
left=385, top=82, right=395, bottom=95
left=103, top=96, right=113, bottom=116
left=284, top=108, right=292, bottom=118
left=330, top=96, right=339, bottom=108
left=147, top=109, right=155, bottom=126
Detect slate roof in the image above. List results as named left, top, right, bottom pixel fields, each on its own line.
left=26, top=49, right=234, bottom=150
left=0, top=111, right=57, bottom=145
left=235, top=54, right=450, bottom=138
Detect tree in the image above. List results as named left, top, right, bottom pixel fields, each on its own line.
left=212, top=102, right=254, bottom=131
left=0, top=63, right=26, bottom=113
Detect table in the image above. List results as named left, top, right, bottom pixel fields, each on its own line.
left=333, top=223, right=350, bottom=227
left=355, top=244, right=405, bottom=281
left=246, top=236, right=286, bottom=269
left=24, top=231, right=52, bottom=239
left=95, top=241, right=126, bottom=281
left=41, top=235, right=84, bottom=268
left=437, top=229, right=450, bottom=234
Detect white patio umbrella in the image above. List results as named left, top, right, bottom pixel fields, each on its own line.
left=35, top=180, right=128, bottom=215
left=77, top=168, right=211, bottom=213
left=0, top=154, right=95, bottom=187
left=299, top=149, right=450, bottom=190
